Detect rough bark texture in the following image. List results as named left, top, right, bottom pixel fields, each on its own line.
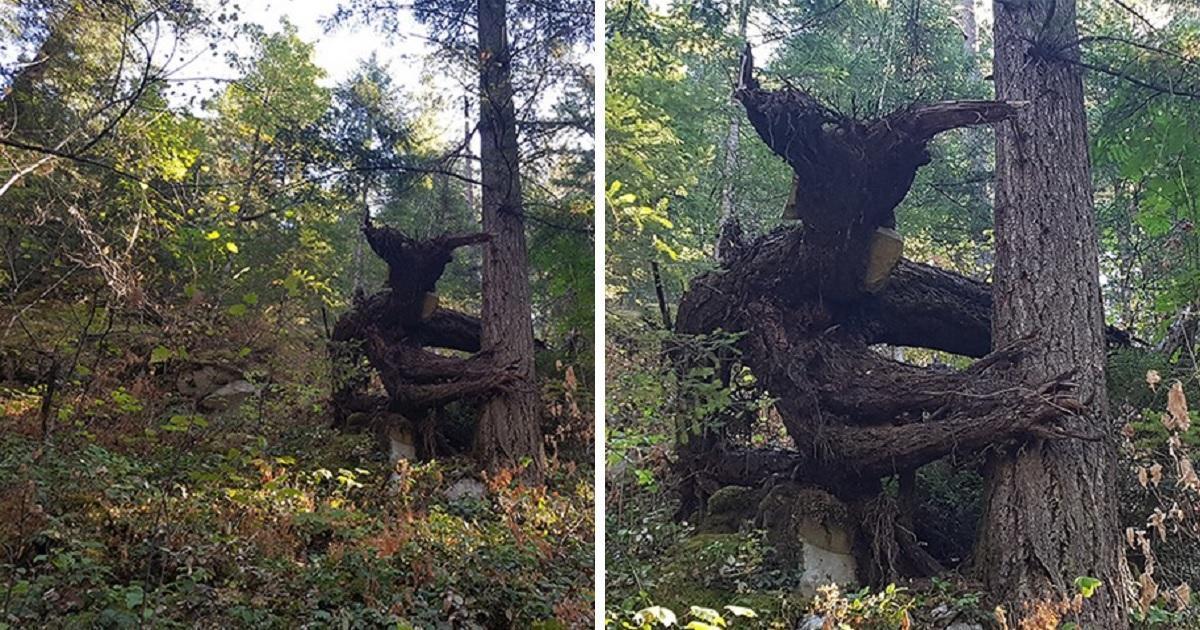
left=670, top=51, right=1116, bottom=582
left=714, top=0, right=752, bottom=264
left=974, top=0, right=1130, bottom=624
left=329, top=221, right=513, bottom=462
left=473, top=0, right=545, bottom=477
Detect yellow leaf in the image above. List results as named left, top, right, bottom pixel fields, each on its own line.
left=225, top=242, right=239, bottom=254
left=206, top=230, right=220, bottom=240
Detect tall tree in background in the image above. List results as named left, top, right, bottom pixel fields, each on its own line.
left=330, top=0, right=592, bottom=477
left=974, top=0, right=1128, bottom=624
left=472, top=0, right=544, bottom=475
left=713, top=0, right=751, bottom=264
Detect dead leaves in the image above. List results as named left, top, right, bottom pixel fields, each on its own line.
left=1168, top=381, right=1191, bottom=432
left=1136, top=463, right=1165, bottom=489
left=1139, top=571, right=1159, bottom=616
left=1179, top=456, right=1200, bottom=492
left=1131, top=377, right=1196, bottom=617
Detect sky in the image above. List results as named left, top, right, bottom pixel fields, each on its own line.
left=175, top=0, right=470, bottom=139
left=189, top=1, right=430, bottom=89
left=0, top=1, right=468, bottom=139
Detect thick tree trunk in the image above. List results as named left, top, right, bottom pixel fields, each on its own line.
left=974, top=0, right=1129, bottom=625
left=472, top=0, right=545, bottom=477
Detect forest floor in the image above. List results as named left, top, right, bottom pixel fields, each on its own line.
left=0, top=310, right=593, bottom=629
left=605, top=319, right=1200, bottom=630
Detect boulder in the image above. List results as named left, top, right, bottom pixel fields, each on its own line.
left=698, top=485, right=758, bottom=533
left=385, top=419, right=417, bottom=465
left=794, top=615, right=826, bottom=630
left=197, top=379, right=258, bottom=411
left=445, top=478, right=486, bottom=502
left=176, top=363, right=242, bottom=399
left=862, top=227, right=903, bottom=293
left=757, top=482, right=858, bottom=598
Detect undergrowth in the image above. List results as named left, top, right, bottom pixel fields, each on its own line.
left=0, top=315, right=593, bottom=629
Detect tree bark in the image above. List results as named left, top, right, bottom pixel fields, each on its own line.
left=714, top=0, right=752, bottom=264
left=974, top=0, right=1129, bottom=624
left=472, top=0, right=545, bottom=477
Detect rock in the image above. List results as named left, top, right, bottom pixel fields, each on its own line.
left=445, top=478, right=486, bottom=502
left=794, top=615, right=825, bottom=630
left=176, top=363, right=241, bottom=399
left=420, top=292, right=439, bottom=320
left=197, top=379, right=258, bottom=411
left=698, top=485, right=758, bottom=533
left=863, top=227, right=904, bottom=293
left=386, top=421, right=416, bottom=468
left=945, top=624, right=983, bottom=630
left=757, top=482, right=858, bottom=598
left=930, top=604, right=954, bottom=621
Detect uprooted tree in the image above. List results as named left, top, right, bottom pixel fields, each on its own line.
left=330, top=218, right=520, bottom=464
left=672, top=48, right=1123, bottom=591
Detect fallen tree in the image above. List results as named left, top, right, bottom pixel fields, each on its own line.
left=671, top=48, right=1103, bottom=581
left=330, top=218, right=518, bottom=461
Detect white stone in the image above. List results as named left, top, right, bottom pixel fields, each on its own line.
left=444, top=478, right=486, bottom=502
left=795, top=615, right=825, bottom=630
left=797, top=542, right=858, bottom=598
left=198, top=379, right=257, bottom=411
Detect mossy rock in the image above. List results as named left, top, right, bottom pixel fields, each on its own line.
left=698, top=485, right=759, bottom=533
left=757, top=482, right=858, bottom=597
left=758, top=483, right=855, bottom=559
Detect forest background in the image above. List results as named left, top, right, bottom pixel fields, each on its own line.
left=0, top=0, right=595, bottom=627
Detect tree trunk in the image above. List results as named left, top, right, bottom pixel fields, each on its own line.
left=463, top=94, right=476, bottom=212
left=472, top=0, right=545, bottom=477
left=714, top=0, right=752, bottom=263
left=974, top=0, right=1129, bottom=625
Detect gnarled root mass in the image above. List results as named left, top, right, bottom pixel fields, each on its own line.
left=672, top=49, right=1110, bottom=582
left=329, top=220, right=516, bottom=460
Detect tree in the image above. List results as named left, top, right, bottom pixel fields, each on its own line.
left=714, top=0, right=752, bottom=264
left=666, top=47, right=1104, bottom=577
left=332, top=0, right=591, bottom=477
left=471, top=0, right=545, bottom=476
left=972, top=0, right=1130, bottom=623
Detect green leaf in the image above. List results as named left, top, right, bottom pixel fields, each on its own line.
left=653, top=235, right=679, bottom=261
left=688, top=606, right=725, bottom=625
left=241, top=292, right=258, bottom=305
left=1074, top=576, right=1102, bottom=598
left=149, top=345, right=173, bottom=364
left=227, top=303, right=248, bottom=317
left=162, top=415, right=194, bottom=432
left=124, top=585, right=144, bottom=609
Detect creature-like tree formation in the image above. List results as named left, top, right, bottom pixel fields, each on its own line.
left=672, top=48, right=1113, bottom=579
left=331, top=219, right=518, bottom=458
